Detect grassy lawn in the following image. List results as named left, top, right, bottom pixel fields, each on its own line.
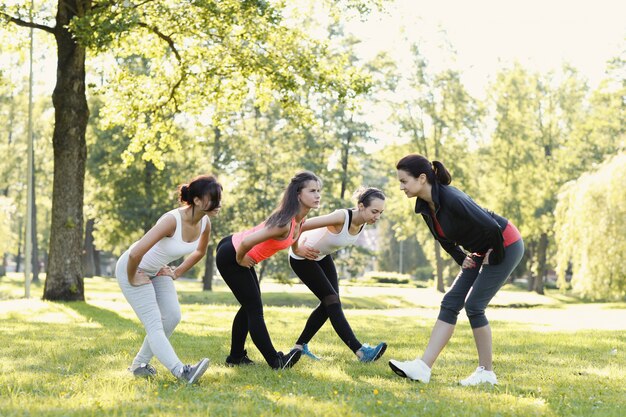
left=0, top=274, right=624, bottom=417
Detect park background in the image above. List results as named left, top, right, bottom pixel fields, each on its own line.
left=0, top=0, right=624, bottom=416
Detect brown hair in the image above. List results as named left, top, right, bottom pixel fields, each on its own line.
left=396, top=154, right=451, bottom=185
left=179, top=175, right=223, bottom=212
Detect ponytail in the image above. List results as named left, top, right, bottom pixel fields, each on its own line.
left=178, top=175, right=223, bottom=212
left=396, top=154, right=452, bottom=185
left=431, top=160, right=451, bottom=185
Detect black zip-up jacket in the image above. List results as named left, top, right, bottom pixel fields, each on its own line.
left=415, top=183, right=509, bottom=266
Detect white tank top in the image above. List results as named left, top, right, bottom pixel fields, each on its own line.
left=289, top=209, right=364, bottom=261
left=130, top=208, right=208, bottom=275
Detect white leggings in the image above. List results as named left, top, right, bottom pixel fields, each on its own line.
left=116, top=251, right=184, bottom=376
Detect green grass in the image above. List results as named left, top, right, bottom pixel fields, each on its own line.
left=0, top=274, right=624, bottom=417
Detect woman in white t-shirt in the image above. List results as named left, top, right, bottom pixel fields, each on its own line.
left=289, top=188, right=387, bottom=362
left=115, top=175, right=221, bottom=384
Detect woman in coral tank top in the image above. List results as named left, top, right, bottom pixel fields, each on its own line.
left=216, top=171, right=322, bottom=370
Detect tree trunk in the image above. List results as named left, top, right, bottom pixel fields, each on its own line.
left=16, top=217, right=23, bottom=273
left=83, top=218, right=96, bottom=278
left=435, top=241, right=444, bottom=292
left=43, top=1, right=89, bottom=301
left=202, top=126, right=223, bottom=292
left=533, top=232, right=548, bottom=295
left=202, top=242, right=214, bottom=291
left=93, top=249, right=101, bottom=276
left=339, top=129, right=352, bottom=200
left=31, top=153, right=40, bottom=283
left=142, top=162, right=156, bottom=233
left=526, top=241, right=536, bottom=291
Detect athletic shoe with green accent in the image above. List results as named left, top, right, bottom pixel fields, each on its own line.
left=357, top=342, right=387, bottom=362
left=301, top=343, right=321, bottom=361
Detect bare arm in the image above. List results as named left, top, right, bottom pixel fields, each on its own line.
left=300, top=210, right=345, bottom=232
left=291, top=210, right=345, bottom=259
left=126, top=214, right=177, bottom=286
left=236, top=224, right=290, bottom=267
left=157, top=219, right=211, bottom=279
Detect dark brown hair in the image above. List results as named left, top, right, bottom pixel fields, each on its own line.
left=265, top=171, right=321, bottom=228
left=353, top=187, right=386, bottom=207
left=179, top=175, right=223, bottom=212
left=396, top=154, right=451, bottom=185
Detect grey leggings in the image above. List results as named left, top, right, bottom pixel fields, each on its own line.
left=115, top=251, right=184, bottom=376
left=438, top=239, right=524, bottom=328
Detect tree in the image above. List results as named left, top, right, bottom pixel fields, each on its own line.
left=3, top=1, right=89, bottom=300
left=0, top=19, right=55, bottom=281
left=2, top=0, right=374, bottom=300
left=389, top=45, right=483, bottom=292
left=554, top=153, right=626, bottom=300
left=482, top=58, right=622, bottom=294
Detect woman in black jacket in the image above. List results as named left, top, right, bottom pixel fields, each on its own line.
left=388, top=154, right=524, bottom=386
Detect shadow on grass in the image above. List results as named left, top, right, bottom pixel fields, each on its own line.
left=64, top=301, right=139, bottom=329
left=62, top=302, right=225, bottom=358
left=177, top=290, right=415, bottom=310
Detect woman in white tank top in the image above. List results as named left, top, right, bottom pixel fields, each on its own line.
left=115, top=175, right=221, bottom=384
left=288, top=188, right=388, bottom=363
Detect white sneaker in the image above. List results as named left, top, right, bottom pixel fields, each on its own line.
left=388, top=358, right=431, bottom=383
left=459, top=366, right=498, bottom=386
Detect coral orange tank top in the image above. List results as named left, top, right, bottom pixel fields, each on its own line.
left=231, top=217, right=301, bottom=263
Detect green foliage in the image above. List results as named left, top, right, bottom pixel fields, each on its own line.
left=85, top=99, right=192, bottom=254
left=555, top=153, right=626, bottom=300
left=68, top=0, right=374, bottom=169
left=333, top=245, right=374, bottom=280
left=362, top=271, right=411, bottom=284
left=374, top=44, right=483, bottom=289
left=375, top=218, right=432, bottom=278
left=480, top=59, right=624, bottom=291
left=0, top=21, right=55, bottom=262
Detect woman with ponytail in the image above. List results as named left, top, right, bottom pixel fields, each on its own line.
left=216, top=171, right=322, bottom=370
left=116, top=175, right=222, bottom=384
left=388, top=155, right=524, bottom=386
left=288, top=187, right=387, bottom=363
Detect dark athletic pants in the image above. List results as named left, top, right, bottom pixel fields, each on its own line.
left=216, top=236, right=279, bottom=368
left=290, top=255, right=362, bottom=353
left=439, top=239, right=525, bottom=328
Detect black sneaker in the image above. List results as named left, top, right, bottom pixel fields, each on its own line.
left=226, top=350, right=255, bottom=367
left=275, top=348, right=302, bottom=370
left=177, top=358, right=210, bottom=384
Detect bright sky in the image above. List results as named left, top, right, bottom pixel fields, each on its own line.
left=339, top=0, right=625, bottom=147
left=347, top=0, right=625, bottom=97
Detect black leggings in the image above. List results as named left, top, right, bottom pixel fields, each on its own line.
left=216, top=236, right=279, bottom=368
left=290, top=255, right=361, bottom=353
